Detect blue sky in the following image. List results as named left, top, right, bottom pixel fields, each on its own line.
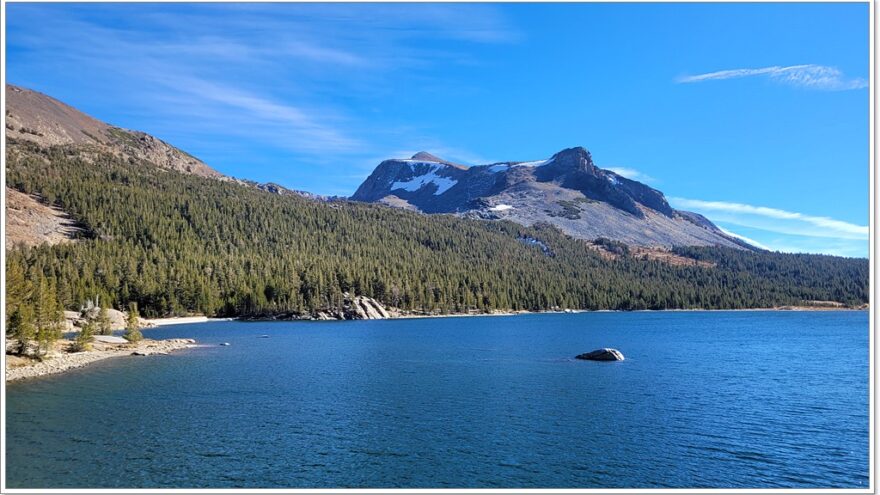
left=5, top=3, right=870, bottom=257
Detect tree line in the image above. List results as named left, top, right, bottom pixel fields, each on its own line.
left=4, top=139, right=869, bottom=328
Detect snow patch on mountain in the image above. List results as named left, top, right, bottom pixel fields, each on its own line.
left=489, top=159, right=550, bottom=172
left=391, top=164, right=458, bottom=195
left=517, top=159, right=552, bottom=167
left=489, top=204, right=513, bottom=212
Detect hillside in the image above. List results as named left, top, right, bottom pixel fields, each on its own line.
left=3, top=86, right=870, bottom=318
left=5, top=187, right=86, bottom=248
left=6, top=84, right=221, bottom=178
left=5, top=137, right=868, bottom=317
left=352, top=148, right=752, bottom=249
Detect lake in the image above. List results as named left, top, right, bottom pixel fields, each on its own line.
left=5, top=311, right=869, bottom=488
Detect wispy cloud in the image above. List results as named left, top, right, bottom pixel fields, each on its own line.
left=717, top=227, right=771, bottom=251
left=605, top=167, right=657, bottom=184
left=7, top=3, right=520, bottom=193
left=152, top=77, right=361, bottom=153
left=677, top=64, right=867, bottom=91
left=669, top=197, right=868, bottom=240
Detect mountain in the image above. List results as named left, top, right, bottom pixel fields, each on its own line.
left=6, top=85, right=222, bottom=179
left=4, top=85, right=869, bottom=320
left=352, top=147, right=752, bottom=250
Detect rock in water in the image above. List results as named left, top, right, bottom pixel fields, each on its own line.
left=576, top=348, right=624, bottom=361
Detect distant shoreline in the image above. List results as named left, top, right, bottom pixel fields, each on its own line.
left=236, top=305, right=868, bottom=323
left=6, top=306, right=865, bottom=383
left=146, top=305, right=869, bottom=327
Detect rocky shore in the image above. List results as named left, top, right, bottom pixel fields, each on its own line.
left=5, top=338, right=196, bottom=382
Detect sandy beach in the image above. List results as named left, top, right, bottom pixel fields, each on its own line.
left=143, top=316, right=213, bottom=326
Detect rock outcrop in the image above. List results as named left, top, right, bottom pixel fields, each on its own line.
left=5, top=187, right=86, bottom=249
left=243, top=294, right=393, bottom=321
left=576, top=348, right=625, bottom=361
left=314, top=294, right=391, bottom=320
left=63, top=307, right=155, bottom=332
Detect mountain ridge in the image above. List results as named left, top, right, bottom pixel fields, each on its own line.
left=352, top=147, right=753, bottom=250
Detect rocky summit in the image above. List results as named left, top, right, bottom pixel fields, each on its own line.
left=351, top=147, right=753, bottom=250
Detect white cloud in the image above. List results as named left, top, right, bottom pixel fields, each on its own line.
left=605, top=167, right=657, bottom=184
left=715, top=227, right=867, bottom=258
left=154, top=77, right=361, bottom=152
left=669, top=197, right=868, bottom=240
left=677, top=64, right=867, bottom=91
left=717, top=227, right=771, bottom=251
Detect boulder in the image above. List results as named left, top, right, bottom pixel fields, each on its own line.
left=65, top=308, right=153, bottom=332
left=576, top=348, right=624, bottom=361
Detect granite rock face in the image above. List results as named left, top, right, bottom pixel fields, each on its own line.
left=314, top=294, right=392, bottom=320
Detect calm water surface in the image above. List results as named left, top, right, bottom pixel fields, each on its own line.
left=6, top=311, right=869, bottom=488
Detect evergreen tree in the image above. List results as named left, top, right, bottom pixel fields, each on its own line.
left=8, top=306, right=36, bottom=356
left=5, top=260, right=30, bottom=332
left=123, top=302, right=143, bottom=343
left=97, top=305, right=113, bottom=335
left=73, top=316, right=95, bottom=352
left=34, top=278, right=64, bottom=359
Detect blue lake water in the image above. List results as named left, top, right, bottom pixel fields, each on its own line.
left=5, top=311, right=869, bottom=488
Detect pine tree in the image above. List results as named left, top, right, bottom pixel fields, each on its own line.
left=8, top=306, right=36, bottom=356
left=123, top=302, right=143, bottom=343
left=34, top=279, right=64, bottom=359
left=97, top=305, right=113, bottom=335
left=5, top=260, right=30, bottom=332
left=73, top=316, right=95, bottom=352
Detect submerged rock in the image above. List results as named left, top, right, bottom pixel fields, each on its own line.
left=576, top=348, right=624, bottom=361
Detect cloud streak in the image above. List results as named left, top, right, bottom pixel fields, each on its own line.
left=717, top=227, right=771, bottom=251
left=153, top=77, right=361, bottom=153
left=677, top=64, right=867, bottom=91
left=669, top=197, right=868, bottom=240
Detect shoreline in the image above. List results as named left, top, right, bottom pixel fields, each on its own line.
left=7, top=305, right=865, bottom=382
left=5, top=338, right=196, bottom=383
left=238, top=305, right=868, bottom=323
left=143, top=316, right=216, bottom=326
left=146, top=305, right=868, bottom=326
left=123, top=303, right=875, bottom=328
